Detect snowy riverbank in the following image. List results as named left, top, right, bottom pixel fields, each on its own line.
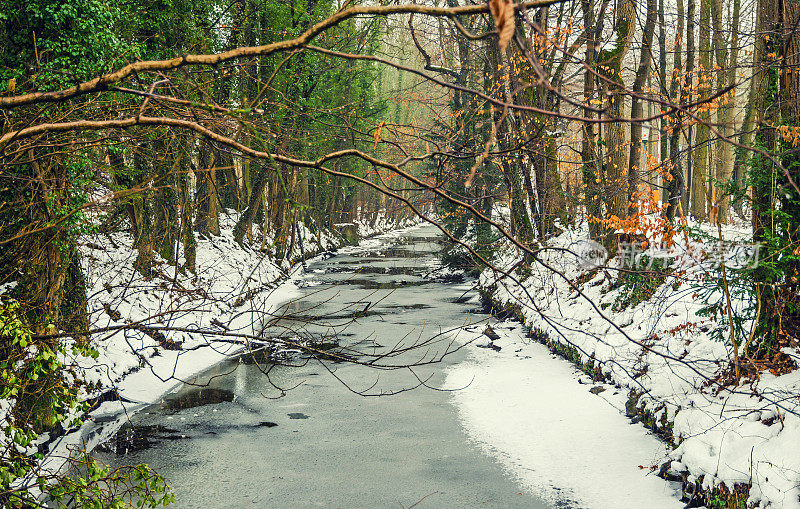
left=446, top=320, right=683, bottom=508
left=463, top=221, right=800, bottom=508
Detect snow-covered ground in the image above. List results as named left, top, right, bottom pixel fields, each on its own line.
left=466, top=217, right=800, bottom=508
left=446, top=320, right=683, bottom=509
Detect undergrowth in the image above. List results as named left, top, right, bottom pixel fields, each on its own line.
left=609, top=256, right=671, bottom=311
left=0, top=298, right=173, bottom=508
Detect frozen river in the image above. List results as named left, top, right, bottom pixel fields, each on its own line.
left=95, top=225, right=557, bottom=508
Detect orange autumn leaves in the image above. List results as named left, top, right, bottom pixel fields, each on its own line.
left=590, top=188, right=676, bottom=247
left=489, top=0, right=515, bottom=51
left=373, top=121, right=386, bottom=149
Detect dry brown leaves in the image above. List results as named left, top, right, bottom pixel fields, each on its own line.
left=373, top=121, right=386, bottom=149
left=489, top=0, right=515, bottom=51
left=709, top=205, right=719, bottom=225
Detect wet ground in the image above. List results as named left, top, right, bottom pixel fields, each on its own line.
left=94, top=225, right=557, bottom=508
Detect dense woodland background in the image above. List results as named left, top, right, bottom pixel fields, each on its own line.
left=1, top=0, right=800, bottom=505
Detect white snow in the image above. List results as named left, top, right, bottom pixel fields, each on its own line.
left=447, top=322, right=683, bottom=509
left=465, top=214, right=800, bottom=508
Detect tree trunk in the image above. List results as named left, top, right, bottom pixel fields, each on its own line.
left=178, top=153, right=196, bottom=273
left=682, top=0, right=696, bottom=213
left=665, top=0, right=685, bottom=221
left=233, top=162, right=266, bottom=246
left=628, top=0, right=657, bottom=216
left=12, top=150, right=87, bottom=335
left=132, top=144, right=154, bottom=277
left=724, top=0, right=741, bottom=222
left=657, top=0, right=669, bottom=179
left=581, top=0, right=604, bottom=239
left=733, top=82, right=756, bottom=218
left=152, top=138, right=179, bottom=263
left=711, top=0, right=736, bottom=223
left=195, top=139, right=220, bottom=237
left=600, top=0, right=637, bottom=224
left=751, top=0, right=778, bottom=243
left=692, top=0, right=712, bottom=219
left=490, top=36, right=536, bottom=242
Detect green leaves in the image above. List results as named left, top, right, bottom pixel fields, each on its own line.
left=1, top=0, right=127, bottom=91
left=0, top=298, right=173, bottom=507
left=42, top=456, right=174, bottom=508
